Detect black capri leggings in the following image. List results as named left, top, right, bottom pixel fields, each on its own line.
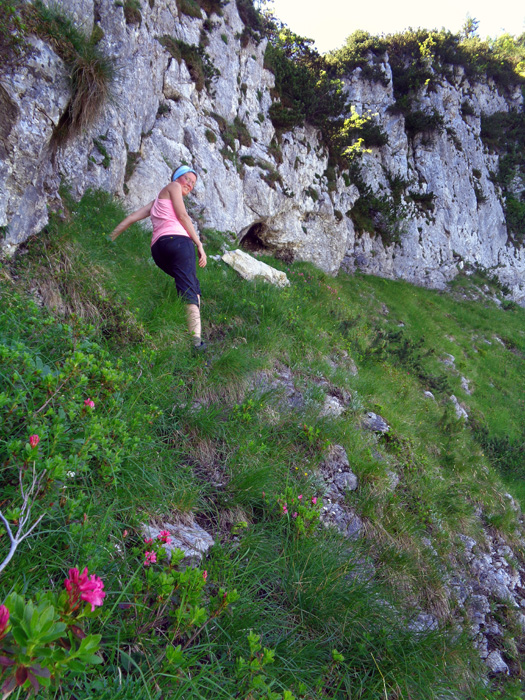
left=151, top=235, right=201, bottom=306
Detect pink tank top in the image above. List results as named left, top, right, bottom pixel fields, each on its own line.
left=150, top=197, right=189, bottom=247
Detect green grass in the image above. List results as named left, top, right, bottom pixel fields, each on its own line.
left=1, top=189, right=525, bottom=698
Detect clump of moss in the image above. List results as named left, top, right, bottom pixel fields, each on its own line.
left=93, top=135, right=111, bottom=168
left=125, top=149, right=140, bottom=182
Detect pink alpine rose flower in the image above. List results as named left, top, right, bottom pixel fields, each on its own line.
left=144, top=551, right=157, bottom=567
left=29, top=435, right=40, bottom=449
left=64, top=567, right=105, bottom=612
left=0, top=605, right=9, bottom=639
left=144, top=537, right=153, bottom=545
left=202, top=570, right=208, bottom=582
left=84, top=399, right=95, bottom=409
left=311, top=497, right=317, bottom=505
left=157, top=530, right=172, bottom=544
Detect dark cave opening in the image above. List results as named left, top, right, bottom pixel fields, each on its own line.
left=239, top=222, right=270, bottom=254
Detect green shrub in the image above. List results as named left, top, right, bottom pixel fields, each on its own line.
left=305, top=186, right=318, bottom=201
left=123, top=0, right=141, bottom=25
left=158, top=35, right=219, bottom=92
left=222, top=116, right=252, bottom=148
left=403, top=108, right=444, bottom=138
left=326, top=30, right=389, bottom=84
left=157, top=102, right=170, bottom=116
left=506, top=195, right=525, bottom=243
left=235, top=0, right=264, bottom=46
left=461, top=100, right=476, bottom=117
left=348, top=164, right=406, bottom=245
left=176, top=0, right=202, bottom=19
left=480, top=111, right=525, bottom=241
left=408, top=191, right=436, bottom=212
left=198, top=0, right=224, bottom=16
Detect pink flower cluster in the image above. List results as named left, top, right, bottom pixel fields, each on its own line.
left=29, top=435, right=40, bottom=449
left=142, top=530, right=173, bottom=566
left=144, top=551, right=156, bottom=566
left=84, top=399, right=95, bottom=409
left=157, top=530, right=172, bottom=544
left=64, top=567, right=105, bottom=612
left=0, top=605, right=9, bottom=640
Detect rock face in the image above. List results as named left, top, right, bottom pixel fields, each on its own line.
left=1, top=0, right=524, bottom=303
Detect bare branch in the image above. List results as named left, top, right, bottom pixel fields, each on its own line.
left=0, top=468, right=46, bottom=575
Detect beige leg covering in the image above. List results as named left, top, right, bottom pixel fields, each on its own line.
left=186, top=302, right=201, bottom=346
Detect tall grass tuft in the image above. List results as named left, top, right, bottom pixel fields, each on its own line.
left=23, top=0, right=115, bottom=143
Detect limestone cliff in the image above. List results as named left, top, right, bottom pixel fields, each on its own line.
left=1, top=0, right=524, bottom=302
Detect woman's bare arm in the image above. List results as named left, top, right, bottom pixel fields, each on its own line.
left=168, top=183, right=207, bottom=268
left=110, top=201, right=154, bottom=241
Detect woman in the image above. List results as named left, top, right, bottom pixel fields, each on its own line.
left=111, top=165, right=207, bottom=350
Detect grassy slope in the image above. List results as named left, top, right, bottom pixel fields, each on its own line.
left=1, top=189, right=525, bottom=698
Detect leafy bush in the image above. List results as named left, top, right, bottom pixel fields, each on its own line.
left=326, top=30, right=389, bottom=84
left=0, top=577, right=104, bottom=696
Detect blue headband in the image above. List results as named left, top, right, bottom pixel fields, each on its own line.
left=172, top=165, right=197, bottom=181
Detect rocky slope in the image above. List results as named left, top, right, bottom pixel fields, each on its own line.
left=1, top=0, right=524, bottom=302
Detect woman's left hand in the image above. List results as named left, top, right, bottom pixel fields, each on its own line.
left=197, top=246, right=207, bottom=268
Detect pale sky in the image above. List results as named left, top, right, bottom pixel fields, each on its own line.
left=268, top=0, right=525, bottom=53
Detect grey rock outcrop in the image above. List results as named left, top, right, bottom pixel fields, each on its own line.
left=142, top=517, right=214, bottom=566
left=444, top=527, right=525, bottom=674
left=450, top=394, right=469, bottom=421
left=221, top=248, right=290, bottom=287
left=362, top=411, right=390, bottom=433
left=318, top=444, right=362, bottom=539
left=1, top=0, right=524, bottom=304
